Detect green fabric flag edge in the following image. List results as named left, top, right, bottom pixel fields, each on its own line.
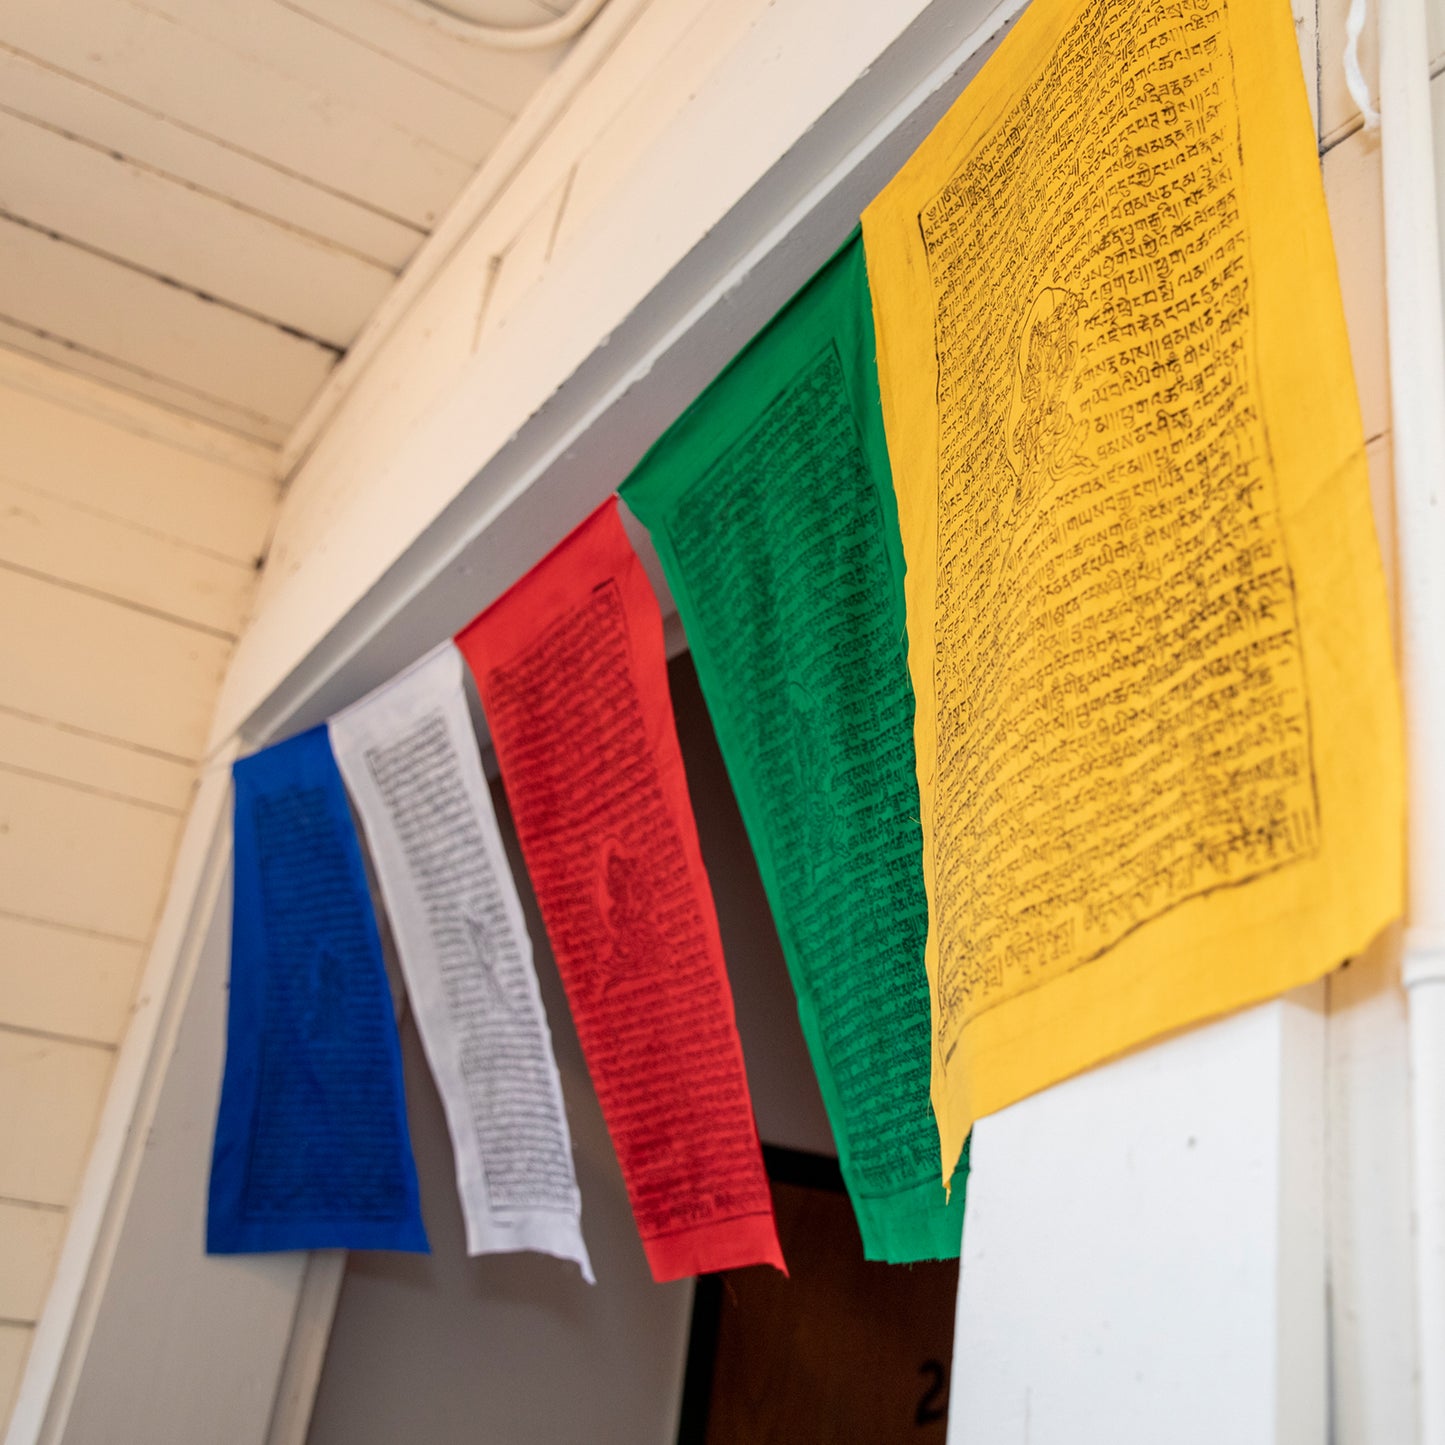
left=621, top=231, right=968, bottom=1263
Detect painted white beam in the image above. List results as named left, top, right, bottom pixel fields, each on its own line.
left=210, top=0, right=1030, bottom=752
left=1380, top=0, right=1445, bottom=1439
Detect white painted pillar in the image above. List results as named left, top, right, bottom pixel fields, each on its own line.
left=948, top=991, right=1326, bottom=1445
left=1379, top=1, right=1445, bottom=1440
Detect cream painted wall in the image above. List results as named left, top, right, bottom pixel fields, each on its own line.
left=0, top=351, right=277, bottom=1430
left=10, top=0, right=1423, bottom=1438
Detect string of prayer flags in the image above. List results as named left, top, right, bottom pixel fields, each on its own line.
left=330, top=643, right=594, bottom=1280
left=208, top=725, right=428, bottom=1254
left=457, top=499, right=785, bottom=1283
left=620, top=232, right=967, bottom=1261
left=861, top=0, right=1405, bottom=1185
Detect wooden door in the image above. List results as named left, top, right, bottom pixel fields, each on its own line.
left=680, top=1151, right=958, bottom=1445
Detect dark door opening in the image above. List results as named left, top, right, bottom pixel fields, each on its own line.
left=677, top=1146, right=958, bottom=1445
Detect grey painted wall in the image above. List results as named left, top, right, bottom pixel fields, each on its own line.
left=304, top=656, right=835, bottom=1445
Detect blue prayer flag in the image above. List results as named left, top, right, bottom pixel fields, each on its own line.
left=207, top=724, right=428, bottom=1254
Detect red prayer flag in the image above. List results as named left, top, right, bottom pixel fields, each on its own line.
left=456, top=498, right=785, bottom=1283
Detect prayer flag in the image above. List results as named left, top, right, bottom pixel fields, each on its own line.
left=209, top=725, right=427, bottom=1254
left=862, top=0, right=1404, bottom=1182
left=330, top=642, right=593, bottom=1279
left=456, top=499, right=785, bottom=1283
left=621, top=233, right=966, bottom=1261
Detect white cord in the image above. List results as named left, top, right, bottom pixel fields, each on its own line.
left=1346, top=0, right=1382, bottom=131
left=393, top=0, right=611, bottom=50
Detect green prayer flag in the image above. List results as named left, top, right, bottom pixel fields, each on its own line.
left=621, top=233, right=967, bottom=1262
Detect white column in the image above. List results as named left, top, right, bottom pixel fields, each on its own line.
left=948, top=991, right=1326, bottom=1445
left=1380, top=0, right=1445, bottom=1440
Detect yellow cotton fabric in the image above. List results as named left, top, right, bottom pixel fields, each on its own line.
left=862, top=0, right=1404, bottom=1183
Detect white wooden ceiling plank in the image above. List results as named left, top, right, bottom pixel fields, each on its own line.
left=0, top=112, right=393, bottom=349
left=0, top=772, right=182, bottom=946
left=0, top=46, right=422, bottom=269
left=0, top=217, right=335, bottom=429
left=0, top=1200, right=69, bottom=1322
left=277, top=0, right=565, bottom=116
left=0, top=916, right=145, bottom=1046
left=0, top=567, right=232, bottom=761
left=0, top=364, right=278, bottom=559
left=0, top=1030, right=116, bottom=1205
left=0, top=327, right=290, bottom=447
left=0, top=711, right=194, bottom=813
left=0, top=345, right=279, bottom=478
left=132, top=0, right=511, bottom=161
left=3, top=0, right=474, bottom=228
left=0, top=478, right=256, bottom=637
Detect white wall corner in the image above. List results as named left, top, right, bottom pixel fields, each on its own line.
left=950, top=994, right=1326, bottom=1445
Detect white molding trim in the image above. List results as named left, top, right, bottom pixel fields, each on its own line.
left=1380, top=0, right=1445, bottom=1438
left=262, top=1251, right=348, bottom=1445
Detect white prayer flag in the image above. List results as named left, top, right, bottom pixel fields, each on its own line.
left=330, top=642, right=593, bottom=1280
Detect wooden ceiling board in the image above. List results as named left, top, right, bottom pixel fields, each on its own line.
left=0, top=475, right=258, bottom=637
left=0, top=355, right=279, bottom=557
left=3, top=0, right=478, bottom=226
left=0, top=567, right=232, bottom=760
left=130, top=0, right=516, bottom=162
left=0, top=217, right=336, bottom=429
left=0, top=45, right=423, bottom=269
left=0, top=0, right=570, bottom=441
left=0, top=345, right=279, bottom=479
left=0, top=111, right=394, bottom=348
left=0, top=318, right=292, bottom=445
left=279, top=0, right=566, bottom=117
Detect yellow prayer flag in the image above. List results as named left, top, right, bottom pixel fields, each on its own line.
left=862, top=0, right=1404, bottom=1183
